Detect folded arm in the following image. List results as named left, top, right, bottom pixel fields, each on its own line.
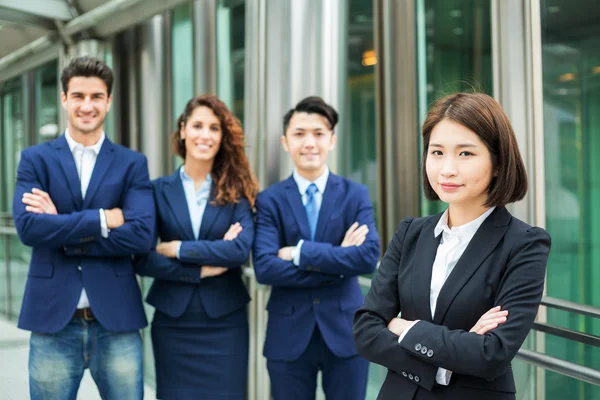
left=253, top=195, right=341, bottom=288
left=398, top=228, right=550, bottom=381
left=176, top=198, right=254, bottom=268
left=134, top=250, right=201, bottom=283
left=12, top=150, right=103, bottom=248
left=63, top=156, right=156, bottom=257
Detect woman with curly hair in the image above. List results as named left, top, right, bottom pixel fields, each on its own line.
left=135, top=94, right=259, bottom=399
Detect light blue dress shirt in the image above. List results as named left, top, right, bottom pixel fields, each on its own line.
left=176, top=166, right=212, bottom=259
left=292, top=166, right=329, bottom=265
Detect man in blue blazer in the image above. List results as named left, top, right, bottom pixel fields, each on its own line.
left=253, top=96, right=381, bottom=400
left=12, top=57, right=154, bottom=400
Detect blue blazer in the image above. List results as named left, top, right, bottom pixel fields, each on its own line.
left=253, top=173, right=380, bottom=361
left=134, top=170, right=253, bottom=319
left=12, top=135, right=155, bottom=333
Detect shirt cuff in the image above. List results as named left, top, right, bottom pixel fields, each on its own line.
left=99, top=209, right=109, bottom=238
left=292, top=240, right=304, bottom=266
left=397, top=320, right=419, bottom=343
left=176, top=243, right=182, bottom=260
left=436, top=368, right=452, bottom=386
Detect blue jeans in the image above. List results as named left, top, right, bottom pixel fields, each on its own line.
left=29, top=317, right=143, bottom=400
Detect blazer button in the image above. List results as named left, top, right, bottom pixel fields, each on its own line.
left=313, top=298, right=320, bottom=305
left=420, top=346, right=428, bottom=355
left=414, top=343, right=422, bottom=351
left=414, top=376, right=420, bottom=383
left=402, top=371, right=408, bottom=378
left=427, top=349, right=434, bottom=358
left=408, top=374, right=414, bottom=380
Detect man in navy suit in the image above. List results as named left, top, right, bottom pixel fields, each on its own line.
left=253, top=96, right=380, bottom=400
left=12, top=57, right=154, bottom=399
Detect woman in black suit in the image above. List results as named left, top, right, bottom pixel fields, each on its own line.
left=353, top=93, right=551, bottom=400
left=135, top=94, right=259, bottom=399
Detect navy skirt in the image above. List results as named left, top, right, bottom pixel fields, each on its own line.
left=151, top=290, right=249, bottom=400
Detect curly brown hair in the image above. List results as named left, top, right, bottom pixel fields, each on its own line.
left=171, top=94, right=259, bottom=207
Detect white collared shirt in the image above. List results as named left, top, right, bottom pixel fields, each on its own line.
left=65, top=129, right=109, bottom=309
left=291, top=166, right=330, bottom=265
left=399, top=206, right=496, bottom=386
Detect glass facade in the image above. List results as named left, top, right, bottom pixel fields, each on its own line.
left=217, top=0, right=246, bottom=121
left=416, top=0, right=493, bottom=216
left=541, top=0, right=600, bottom=398
left=340, top=0, right=378, bottom=228
left=35, top=61, right=59, bottom=143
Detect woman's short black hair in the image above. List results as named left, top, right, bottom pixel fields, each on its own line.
left=422, top=93, right=528, bottom=208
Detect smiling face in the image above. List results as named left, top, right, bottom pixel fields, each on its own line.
left=61, top=76, right=112, bottom=137
left=425, top=119, right=494, bottom=209
left=180, top=106, right=223, bottom=164
left=281, top=112, right=337, bottom=180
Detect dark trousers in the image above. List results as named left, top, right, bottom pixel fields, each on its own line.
left=267, top=326, right=369, bottom=400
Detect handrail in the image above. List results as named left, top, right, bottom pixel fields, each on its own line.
left=541, top=296, right=600, bottom=320
left=516, top=348, right=600, bottom=386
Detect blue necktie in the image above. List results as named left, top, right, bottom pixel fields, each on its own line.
left=305, top=183, right=318, bottom=240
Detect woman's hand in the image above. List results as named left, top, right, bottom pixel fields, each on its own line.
left=470, top=306, right=508, bottom=335
left=387, top=317, right=414, bottom=337
left=223, top=222, right=243, bottom=241
left=201, top=266, right=228, bottom=278
left=156, top=241, right=181, bottom=258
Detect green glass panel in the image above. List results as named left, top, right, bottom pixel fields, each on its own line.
left=217, top=0, right=246, bottom=122
left=35, top=60, right=60, bottom=143
left=340, top=0, right=378, bottom=231
left=2, top=77, right=27, bottom=214
left=0, top=236, right=5, bottom=316
left=171, top=2, right=194, bottom=171
left=541, top=0, right=600, bottom=398
left=8, top=235, right=30, bottom=321
left=416, top=0, right=493, bottom=216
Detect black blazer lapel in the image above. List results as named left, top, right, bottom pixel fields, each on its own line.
left=314, top=174, right=341, bottom=242
left=83, top=139, right=116, bottom=208
left=53, top=135, right=83, bottom=209
left=433, top=207, right=512, bottom=324
left=411, top=216, right=441, bottom=322
left=198, top=190, right=224, bottom=240
left=283, top=177, right=311, bottom=240
left=163, top=172, right=196, bottom=240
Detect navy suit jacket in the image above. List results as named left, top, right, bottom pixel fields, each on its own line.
left=134, top=170, right=252, bottom=319
left=12, top=134, right=154, bottom=333
left=353, top=208, right=551, bottom=400
left=253, top=173, right=380, bottom=361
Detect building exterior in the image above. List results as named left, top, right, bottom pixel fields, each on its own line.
left=1, top=0, right=599, bottom=399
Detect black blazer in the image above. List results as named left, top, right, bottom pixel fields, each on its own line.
left=353, top=207, right=551, bottom=400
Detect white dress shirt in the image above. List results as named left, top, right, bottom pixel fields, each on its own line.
left=64, top=129, right=109, bottom=309
left=398, top=206, right=496, bottom=385
left=175, top=167, right=212, bottom=259
left=290, top=166, right=329, bottom=265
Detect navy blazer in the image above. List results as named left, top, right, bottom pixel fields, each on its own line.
left=353, top=207, right=551, bottom=400
left=134, top=170, right=253, bottom=319
left=253, top=173, right=380, bottom=361
left=12, top=135, right=154, bottom=333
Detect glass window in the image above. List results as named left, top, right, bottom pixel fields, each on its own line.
left=217, top=0, right=246, bottom=121
left=340, top=0, right=378, bottom=228
left=35, top=61, right=59, bottom=143
left=416, top=0, right=493, bottom=216
left=541, top=0, right=600, bottom=398
left=171, top=2, right=194, bottom=170
left=2, top=77, right=27, bottom=214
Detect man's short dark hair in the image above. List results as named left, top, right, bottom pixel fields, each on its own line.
left=283, top=96, right=339, bottom=135
left=60, top=56, right=114, bottom=96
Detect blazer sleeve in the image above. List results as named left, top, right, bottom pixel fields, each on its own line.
left=253, top=193, right=342, bottom=288
left=175, top=197, right=253, bottom=268
left=63, top=156, right=156, bottom=257
left=353, top=217, right=441, bottom=391
left=133, top=204, right=202, bottom=283
left=12, top=150, right=103, bottom=248
left=297, top=185, right=380, bottom=276
left=398, top=227, right=550, bottom=382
